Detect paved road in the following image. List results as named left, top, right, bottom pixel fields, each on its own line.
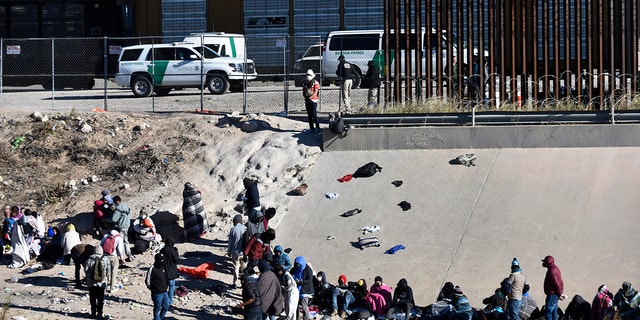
left=0, top=80, right=370, bottom=114
left=275, top=147, right=640, bottom=309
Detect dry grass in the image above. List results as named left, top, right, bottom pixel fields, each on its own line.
left=358, top=93, right=640, bottom=114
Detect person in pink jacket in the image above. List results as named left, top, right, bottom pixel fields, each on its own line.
left=367, top=276, right=392, bottom=316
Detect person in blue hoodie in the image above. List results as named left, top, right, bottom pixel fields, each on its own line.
left=272, top=245, right=292, bottom=272
left=291, top=256, right=314, bottom=320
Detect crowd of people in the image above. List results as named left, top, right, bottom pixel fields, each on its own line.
left=227, top=181, right=640, bottom=320
left=0, top=182, right=209, bottom=320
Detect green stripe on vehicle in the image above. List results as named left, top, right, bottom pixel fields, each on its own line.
left=229, top=37, right=237, bottom=58
left=372, top=49, right=395, bottom=76
left=148, top=61, right=170, bottom=85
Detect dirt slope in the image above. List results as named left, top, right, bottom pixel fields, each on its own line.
left=0, top=110, right=322, bottom=320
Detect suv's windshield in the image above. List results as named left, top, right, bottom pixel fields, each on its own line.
left=192, top=46, right=221, bottom=59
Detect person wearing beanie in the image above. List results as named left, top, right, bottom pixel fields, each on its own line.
left=146, top=253, right=170, bottom=320
left=369, top=276, right=392, bottom=316
left=85, top=245, right=110, bottom=320
left=614, top=282, right=640, bottom=318
left=330, top=274, right=355, bottom=318
left=590, top=285, right=613, bottom=320
left=542, top=255, right=564, bottom=320
left=506, top=258, right=527, bottom=320
left=451, top=286, right=473, bottom=320
left=227, top=214, right=246, bottom=289
left=387, top=278, right=415, bottom=319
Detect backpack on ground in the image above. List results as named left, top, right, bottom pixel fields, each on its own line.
left=92, top=257, right=106, bottom=282
left=424, top=301, right=454, bottom=320
left=353, top=162, right=382, bottom=178
left=103, top=233, right=118, bottom=255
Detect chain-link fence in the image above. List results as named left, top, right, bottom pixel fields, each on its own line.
left=1, top=36, right=639, bottom=114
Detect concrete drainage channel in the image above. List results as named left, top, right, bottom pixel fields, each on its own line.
left=322, top=111, right=640, bottom=151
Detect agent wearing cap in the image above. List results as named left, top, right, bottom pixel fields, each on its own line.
left=228, top=214, right=246, bottom=289
left=302, top=69, right=321, bottom=132
left=542, top=255, right=564, bottom=320
left=335, top=54, right=353, bottom=113
left=506, top=258, right=527, bottom=320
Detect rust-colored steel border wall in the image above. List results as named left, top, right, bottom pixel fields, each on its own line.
left=382, top=0, right=639, bottom=108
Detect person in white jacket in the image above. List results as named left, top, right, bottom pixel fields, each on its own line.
left=61, top=223, right=81, bottom=264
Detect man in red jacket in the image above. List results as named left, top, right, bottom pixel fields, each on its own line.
left=542, top=255, right=565, bottom=320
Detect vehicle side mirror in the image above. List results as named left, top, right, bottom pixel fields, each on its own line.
left=189, top=54, right=198, bottom=60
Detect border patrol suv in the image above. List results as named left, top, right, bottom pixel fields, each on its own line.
left=115, top=42, right=257, bottom=97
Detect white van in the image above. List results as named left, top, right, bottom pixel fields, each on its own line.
left=321, top=28, right=476, bottom=88
left=183, top=32, right=247, bottom=59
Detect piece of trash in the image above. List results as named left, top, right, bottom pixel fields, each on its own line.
left=338, top=174, right=353, bottom=182
left=360, top=225, right=380, bottom=235
left=385, top=245, right=406, bottom=254
left=398, top=201, right=412, bottom=211
left=326, top=235, right=335, bottom=240
left=162, top=158, right=168, bottom=165
left=292, top=183, right=308, bottom=196
left=325, top=192, right=339, bottom=200
left=341, top=208, right=362, bottom=217
left=9, top=275, right=18, bottom=283
left=392, top=180, right=403, bottom=187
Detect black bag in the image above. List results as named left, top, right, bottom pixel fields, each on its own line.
left=132, top=239, right=149, bottom=254
left=330, top=117, right=346, bottom=134
left=353, top=162, right=382, bottom=178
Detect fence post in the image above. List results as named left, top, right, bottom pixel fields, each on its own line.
left=103, top=37, right=108, bottom=111
left=50, top=38, right=55, bottom=109
left=0, top=38, right=3, bottom=110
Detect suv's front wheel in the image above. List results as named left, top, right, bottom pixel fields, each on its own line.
left=131, top=76, right=153, bottom=97
left=206, top=74, right=229, bottom=95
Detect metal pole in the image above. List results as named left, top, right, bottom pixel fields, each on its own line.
left=200, top=35, right=204, bottom=112
left=0, top=38, right=3, bottom=110
left=103, top=37, right=108, bottom=111
left=283, top=35, right=288, bottom=115
left=51, top=38, right=55, bottom=110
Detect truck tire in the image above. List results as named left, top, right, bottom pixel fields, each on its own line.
left=73, top=78, right=95, bottom=90
left=132, top=76, right=153, bottom=97
left=229, top=81, right=244, bottom=92
left=207, top=74, right=229, bottom=94
left=351, top=71, right=361, bottom=89
left=154, top=87, right=172, bottom=96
